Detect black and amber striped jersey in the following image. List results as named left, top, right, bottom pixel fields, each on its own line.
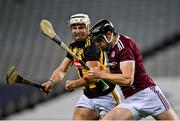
left=66, top=36, right=115, bottom=98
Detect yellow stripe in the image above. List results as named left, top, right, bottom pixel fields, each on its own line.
left=89, top=83, right=96, bottom=88
left=85, top=36, right=90, bottom=47
left=100, top=50, right=103, bottom=64
left=112, top=89, right=120, bottom=106
left=100, top=50, right=107, bottom=70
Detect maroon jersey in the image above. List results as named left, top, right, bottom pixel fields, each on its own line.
left=107, top=34, right=156, bottom=99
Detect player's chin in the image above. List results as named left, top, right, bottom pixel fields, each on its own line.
left=74, top=38, right=85, bottom=42
left=74, top=35, right=85, bottom=41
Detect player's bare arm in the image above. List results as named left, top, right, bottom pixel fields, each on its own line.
left=84, top=60, right=102, bottom=82
left=65, top=78, right=90, bottom=92
left=88, top=61, right=135, bottom=86
left=50, top=57, right=73, bottom=82
left=65, top=60, right=101, bottom=92
left=42, top=57, right=73, bottom=92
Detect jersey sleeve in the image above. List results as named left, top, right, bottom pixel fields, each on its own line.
left=66, top=43, right=74, bottom=60
left=83, top=44, right=100, bottom=62
left=119, top=48, right=135, bottom=62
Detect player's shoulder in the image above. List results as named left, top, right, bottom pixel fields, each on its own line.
left=68, top=40, right=76, bottom=48
left=120, top=34, right=134, bottom=42
left=119, top=34, right=137, bottom=48
left=69, top=40, right=87, bottom=49
left=84, top=42, right=100, bottom=52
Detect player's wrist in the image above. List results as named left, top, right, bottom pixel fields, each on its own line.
left=99, top=71, right=106, bottom=80
left=49, top=79, right=56, bottom=87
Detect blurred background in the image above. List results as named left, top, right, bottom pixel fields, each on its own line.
left=0, top=0, right=180, bottom=120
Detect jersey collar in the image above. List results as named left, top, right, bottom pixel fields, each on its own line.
left=112, top=35, right=120, bottom=48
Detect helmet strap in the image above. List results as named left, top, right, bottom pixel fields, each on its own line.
left=103, top=35, right=109, bottom=43
left=102, top=33, right=114, bottom=52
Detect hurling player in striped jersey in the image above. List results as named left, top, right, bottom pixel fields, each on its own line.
left=42, top=14, right=120, bottom=120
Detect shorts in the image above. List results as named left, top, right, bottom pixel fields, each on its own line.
left=75, top=87, right=120, bottom=116
left=117, top=86, right=171, bottom=120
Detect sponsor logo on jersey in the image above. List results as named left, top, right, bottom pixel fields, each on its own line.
left=74, top=60, right=82, bottom=69
left=107, top=62, right=118, bottom=68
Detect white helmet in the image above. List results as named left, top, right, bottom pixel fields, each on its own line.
left=69, top=13, right=90, bottom=27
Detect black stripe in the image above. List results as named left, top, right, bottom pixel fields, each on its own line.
left=78, top=68, right=83, bottom=77
left=71, top=16, right=85, bottom=19
left=7, top=67, right=16, bottom=80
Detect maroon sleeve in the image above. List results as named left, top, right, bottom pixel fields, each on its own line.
left=118, top=48, right=135, bottom=62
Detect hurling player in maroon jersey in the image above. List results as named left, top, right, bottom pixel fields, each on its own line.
left=87, top=19, right=179, bottom=120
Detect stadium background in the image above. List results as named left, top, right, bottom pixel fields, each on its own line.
left=0, top=0, right=180, bottom=119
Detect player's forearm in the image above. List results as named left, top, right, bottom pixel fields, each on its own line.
left=50, top=68, right=66, bottom=84
left=99, top=72, right=133, bottom=86
left=73, top=78, right=90, bottom=87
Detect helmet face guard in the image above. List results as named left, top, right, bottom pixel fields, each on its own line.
left=90, top=19, right=114, bottom=44
left=92, top=33, right=104, bottom=41
left=91, top=34, right=108, bottom=44
left=69, top=13, right=90, bottom=42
